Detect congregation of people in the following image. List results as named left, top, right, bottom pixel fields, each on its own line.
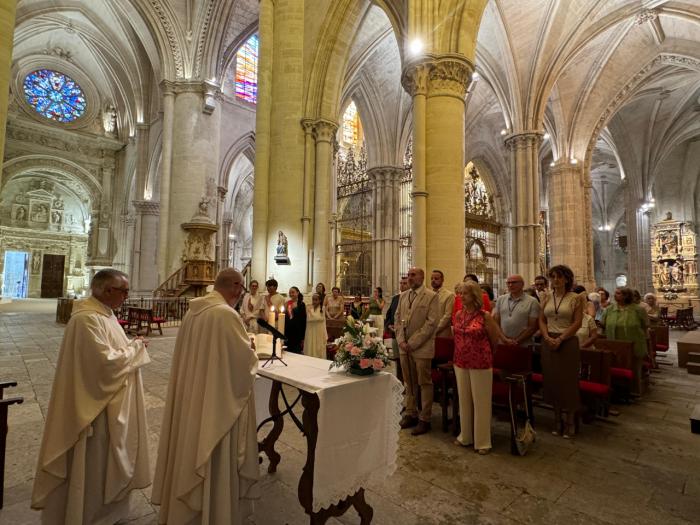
left=31, top=264, right=664, bottom=523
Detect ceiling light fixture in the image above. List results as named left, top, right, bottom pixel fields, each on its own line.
left=409, top=39, right=424, bottom=55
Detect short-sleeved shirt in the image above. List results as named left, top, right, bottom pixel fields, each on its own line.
left=494, top=293, right=540, bottom=343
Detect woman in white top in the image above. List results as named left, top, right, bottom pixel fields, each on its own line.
left=305, top=293, right=328, bottom=359
left=241, top=280, right=264, bottom=333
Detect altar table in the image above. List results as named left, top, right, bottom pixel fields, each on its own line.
left=255, top=353, right=402, bottom=524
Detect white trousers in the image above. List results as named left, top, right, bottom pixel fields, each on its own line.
left=454, top=367, right=492, bottom=450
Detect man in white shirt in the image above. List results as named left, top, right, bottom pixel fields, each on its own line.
left=494, top=274, right=540, bottom=346
left=430, top=269, right=455, bottom=338
left=32, top=269, right=151, bottom=524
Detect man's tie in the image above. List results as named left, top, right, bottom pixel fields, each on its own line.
left=408, top=290, right=417, bottom=308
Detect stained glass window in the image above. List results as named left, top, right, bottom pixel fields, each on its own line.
left=235, top=34, right=259, bottom=103
left=342, top=101, right=359, bottom=146
left=23, top=69, right=86, bottom=123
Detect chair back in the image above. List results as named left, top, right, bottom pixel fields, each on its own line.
left=595, top=338, right=633, bottom=369
left=580, top=349, right=612, bottom=385
left=434, top=337, right=455, bottom=363
left=493, top=344, right=532, bottom=375
left=652, top=324, right=669, bottom=347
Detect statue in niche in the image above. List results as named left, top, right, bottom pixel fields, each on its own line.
left=658, top=262, right=670, bottom=286
left=52, top=210, right=62, bottom=224
left=671, top=264, right=684, bottom=286
left=15, top=206, right=27, bottom=221
left=274, top=230, right=290, bottom=265
left=276, top=231, right=288, bottom=256
left=198, top=197, right=211, bottom=216
left=660, top=231, right=678, bottom=257
left=666, top=211, right=673, bottom=221
left=32, top=252, right=41, bottom=274
left=53, top=196, right=64, bottom=209
left=31, top=204, right=49, bottom=223
left=103, top=105, right=117, bottom=135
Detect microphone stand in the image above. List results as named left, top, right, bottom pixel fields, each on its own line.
left=256, top=318, right=288, bottom=367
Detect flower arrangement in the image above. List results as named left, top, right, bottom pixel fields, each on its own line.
left=329, top=316, right=389, bottom=375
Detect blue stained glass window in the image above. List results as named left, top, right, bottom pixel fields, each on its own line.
left=23, top=69, right=86, bottom=123
left=235, top=35, right=259, bottom=104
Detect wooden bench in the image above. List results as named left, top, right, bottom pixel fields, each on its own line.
left=595, top=339, right=636, bottom=400
left=579, top=349, right=612, bottom=419
left=1, top=381, right=24, bottom=508
left=691, top=405, right=700, bottom=434
left=126, top=307, right=164, bottom=336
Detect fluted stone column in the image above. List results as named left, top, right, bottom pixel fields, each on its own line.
left=403, top=55, right=472, bottom=285
left=157, top=84, right=175, bottom=283
left=311, top=120, right=337, bottom=288
left=164, top=81, right=221, bottom=276
left=505, top=132, right=543, bottom=284
left=624, top=184, right=653, bottom=292
left=300, top=118, right=316, bottom=290
left=134, top=123, right=150, bottom=199
left=369, top=166, right=402, bottom=296
left=221, top=216, right=233, bottom=268
left=214, top=185, right=227, bottom=271
left=251, top=0, right=274, bottom=282
left=548, top=162, right=595, bottom=287
left=0, top=0, right=17, bottom=178
left=132, top=201, right=160, bottom=292
left=401, top=62, right=429, bottom=271
left=114, top=213, right=135, bottom=275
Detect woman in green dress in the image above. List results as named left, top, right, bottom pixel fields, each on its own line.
left=601, top=287, right=649, bottom=396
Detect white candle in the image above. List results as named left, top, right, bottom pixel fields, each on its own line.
left=267, top=307, right=275, bottom=330
left=277, top=305, right=285, bottom=335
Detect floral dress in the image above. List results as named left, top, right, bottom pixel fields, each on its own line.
left=453, top=310, right=492, bottom=369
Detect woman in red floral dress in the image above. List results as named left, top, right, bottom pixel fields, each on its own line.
left=453, top=281, right=514, bottom=454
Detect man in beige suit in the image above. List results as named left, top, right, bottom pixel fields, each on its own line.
left=431, top=269, right=455, bottom=338
left=396, top=267, right=439, bottom=435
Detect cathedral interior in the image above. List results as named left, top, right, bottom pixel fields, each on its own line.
left=1, top=1, right=700, bottom=524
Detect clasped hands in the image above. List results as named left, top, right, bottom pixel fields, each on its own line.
left=135, top=335, right=150, bottom=348
left=544, top=334, right=563, bottom=349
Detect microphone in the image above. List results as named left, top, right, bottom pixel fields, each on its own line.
left=256, top=318, right=286, bottom=340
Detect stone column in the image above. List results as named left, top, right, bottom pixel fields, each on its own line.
left=0, top=1, right=17, bottom=178
left=165, top=81, right=221, bottom=276
left=625, top=185, right=653, bottom=292
left=300, top=118, right=316, bottom=290
left=401, top=62, right=430, bottom=271
left=369, top=166, right=402, bottom=296
left=425, top=55, right=472, bottom=286
left=251, top=0, right=274, bottom=282
left=221, top=215, right=233, bottom=268
left=214, top=185, right=227, bottom=271
left=157, top=84, right=175, bottom=283
left=311, top=120, right=337, bottom=288
left=134, top=123, right=150, bottom=199
left=547, top=162, right=595, bottom=287
left=131, top=200, right=160, bottom=292
left=504, top=132, right=543, bottom=284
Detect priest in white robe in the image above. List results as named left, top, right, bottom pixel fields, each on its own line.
left=152, top=268, right=260, bottom=524
left=31, top=269, right=151, bottom=524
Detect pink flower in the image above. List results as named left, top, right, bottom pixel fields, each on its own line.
left=359, top=358, right=371, bottom=369
left=350, top=346, right=361, bottom=356
left=345, top=342, right=354, bottom=351
left=372, top=359, right=384, bottom=370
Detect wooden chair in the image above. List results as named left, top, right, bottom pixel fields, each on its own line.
left=579, top=349, right=612, bottom=419
left=649, top=325, right=671, bottom=367
left=126, top=307, right=164, bottom=336
left=431, top=337, right=455, bottom=433
left=595, top=339, right=635, bottom=401
left=1, top=381, right=24, bottom=509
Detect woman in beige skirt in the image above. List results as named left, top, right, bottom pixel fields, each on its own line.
left=538, top=265, right=583, bottom=438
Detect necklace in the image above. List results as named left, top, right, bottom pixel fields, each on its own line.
left=552, top=291, right=566, bottom=321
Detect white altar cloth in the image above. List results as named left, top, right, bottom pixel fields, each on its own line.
left=256, top=353, right=402, bottom=512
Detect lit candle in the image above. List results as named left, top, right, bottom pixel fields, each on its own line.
left=277, top=305, right=285, bottom=335
left=267, top=306, right=275, bottom=330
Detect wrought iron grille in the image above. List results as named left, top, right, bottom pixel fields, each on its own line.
left=335, top=145, right=373, bottom=296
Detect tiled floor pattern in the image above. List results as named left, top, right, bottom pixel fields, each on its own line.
left=1, top=303, right=699, bottom=524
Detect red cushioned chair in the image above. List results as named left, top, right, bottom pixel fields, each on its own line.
left=579, top=349, right=612, bottom=419
left=492, top=345, right=535, bottom=436
left=595, top=339, right=634, bottom=402
left=431, top=337, right=455, bottom=432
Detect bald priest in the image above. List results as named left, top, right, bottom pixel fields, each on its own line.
left=31, top=269, right=151, bottom=524
left=152, top=268, right=260, bottom=524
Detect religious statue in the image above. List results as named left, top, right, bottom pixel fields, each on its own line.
left=52, top=210, right=62, bottom=224
left=31, top=252, right=41, bottom=274
left=103, top=104, right=117, bottom=135
left=198, top=197, right=211, bottom=216
left=31, top=204, right=49, bottom=223
left=274, top=230, right=290, bottom=264
left=276, top=231, right=288, bottom=256
left=666, top=211, right=673, bottom=221
left=15, top=206, right=27, bottom=221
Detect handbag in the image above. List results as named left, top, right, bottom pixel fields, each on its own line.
left=508, top=375, right=536, bottom=456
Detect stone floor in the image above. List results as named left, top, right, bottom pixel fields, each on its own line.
left=1, top=300, right=700, bottom=525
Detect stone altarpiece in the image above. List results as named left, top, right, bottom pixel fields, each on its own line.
left=651, top=212, right=698, bottom=299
